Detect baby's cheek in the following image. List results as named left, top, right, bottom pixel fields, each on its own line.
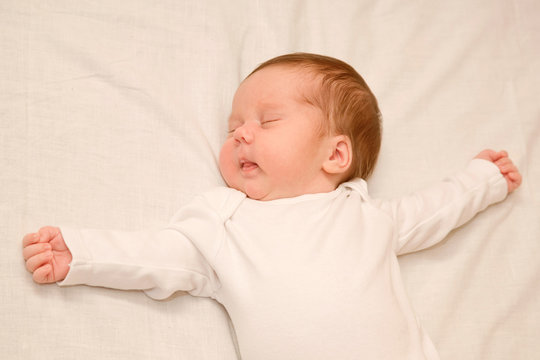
left=218, top=143, right=236, bottom=186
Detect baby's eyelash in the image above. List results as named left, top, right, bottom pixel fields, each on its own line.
left=227, top=123, right=241, bottom=133
left=227, top=119, right=280, bottom=134
left=261, top=119, right=280, bottom=125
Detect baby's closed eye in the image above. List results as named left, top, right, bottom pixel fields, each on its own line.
left=261, top=118, right=281, bottom=128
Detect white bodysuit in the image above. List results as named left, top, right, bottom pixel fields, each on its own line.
left=59, top=159, right=507, bottom=359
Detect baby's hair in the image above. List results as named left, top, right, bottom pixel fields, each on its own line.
left=248, top=53, right=382, bottom=180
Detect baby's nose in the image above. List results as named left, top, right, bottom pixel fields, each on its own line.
left=234, top=123, right=254, bottom=144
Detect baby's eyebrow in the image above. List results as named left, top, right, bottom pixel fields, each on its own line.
left=259, top=101, right=294, bottom=113
left=257, top=101, right=281, bottom=109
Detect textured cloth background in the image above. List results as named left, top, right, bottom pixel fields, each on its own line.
left=1, top=0, right=539, bottom=359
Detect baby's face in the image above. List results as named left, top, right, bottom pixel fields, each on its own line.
left=219, top=66, right=333, bottom=200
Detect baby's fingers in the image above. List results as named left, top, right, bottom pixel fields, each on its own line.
left=508, top=170, right=522, bottom=182
left=495, top=157, right=513, bottom=173
left=25, top=251, right=52, bottom=274
left=32, top=264, right=54, bottom=284
left=23, top=242, right=51, bottom=261
left=22, top=233, right=40, bottom=248
left=500, top=160, right=522, bottom=193
left=507, top=170, right=523, bottom=192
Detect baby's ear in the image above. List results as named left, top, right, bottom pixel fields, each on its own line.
left=322, top=135, right=352, bottom=175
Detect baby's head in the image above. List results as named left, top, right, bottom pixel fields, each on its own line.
left=219, top=53, right=381, bottom=200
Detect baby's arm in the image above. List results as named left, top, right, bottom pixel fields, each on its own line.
left=474, top=149, right=522, bottom=193
left=379, top=150, right=519, bottom=255
left=20, top=190, right=238, bottom=298
left=22, top=225, right=220, bottom=299
left=22, top=226, right=72, bottom=283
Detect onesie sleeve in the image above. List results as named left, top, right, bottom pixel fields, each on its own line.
left=58, top=193, right=230, bottom=300
left=376, top=159, right=508, bottom=255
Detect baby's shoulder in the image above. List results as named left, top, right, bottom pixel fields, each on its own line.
left=340, top=178, right=371, bottom=201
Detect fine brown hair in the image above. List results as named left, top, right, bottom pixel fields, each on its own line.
left=248, top=53, right=382, bottom=180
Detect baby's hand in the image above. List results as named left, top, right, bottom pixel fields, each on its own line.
left=474, top=149, right=522, bottom=193
left=22, top=226, right=72, bottom=284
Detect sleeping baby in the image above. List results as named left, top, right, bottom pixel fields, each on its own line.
left=22, top=53, right=521, bottom=359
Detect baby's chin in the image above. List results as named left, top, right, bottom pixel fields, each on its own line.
left=243, top=186, right=273, bottom=201
left=224, top=178, right=295, bottom=201
left=234, top=182, right=280, bottom=201
left=245, top=186, right=305, bottom=201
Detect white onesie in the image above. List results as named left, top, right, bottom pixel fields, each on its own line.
left=59, top=159, right=507, bottom=359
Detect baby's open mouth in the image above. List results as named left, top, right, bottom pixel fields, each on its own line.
left=240, top=160, right=259, bottom=172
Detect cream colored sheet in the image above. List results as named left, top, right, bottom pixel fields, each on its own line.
left=1, top=0, right=538, bottom=359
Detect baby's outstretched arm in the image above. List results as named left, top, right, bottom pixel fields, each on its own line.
left=474, top=149, right=522, bottom=193
left=22, top=226, right=72, bottom=284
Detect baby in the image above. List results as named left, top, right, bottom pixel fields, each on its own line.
left=22, top=53, right=521, bottom=359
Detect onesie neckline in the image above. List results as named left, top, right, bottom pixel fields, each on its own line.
left=243, top=178, right=368, bottom=206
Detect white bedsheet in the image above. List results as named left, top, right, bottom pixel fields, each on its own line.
left=1, top=0, right=538, bottom=359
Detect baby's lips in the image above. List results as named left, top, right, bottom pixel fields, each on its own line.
left=239, top=159, right=259, bottom=171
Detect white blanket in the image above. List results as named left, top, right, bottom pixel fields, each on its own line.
left=2, top=1, right=538, bottom=359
